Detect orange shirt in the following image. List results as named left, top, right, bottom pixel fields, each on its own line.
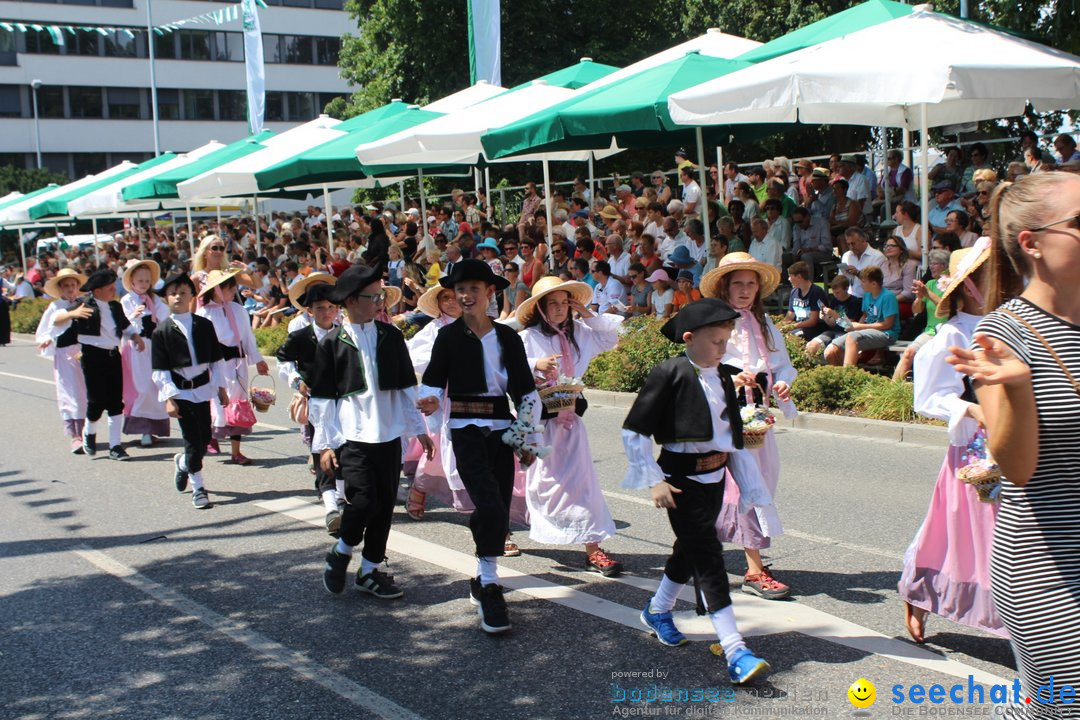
left=672, top=288, right=702, bottom=311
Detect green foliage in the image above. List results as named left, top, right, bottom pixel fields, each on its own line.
left=254, top=323, right=290, bottom=357
left=782, top=330, right=817, bottom=375
left=397, top=319, right=420, bottom=340
left=584, top=316, right=683, bottom=392
left=10, top=297, right=50, bottom=334
left=856, top=378, right=916, bottom=423
left=0, top=165, right=68, bottom=196
left=789, top=364, right=879, bottom=413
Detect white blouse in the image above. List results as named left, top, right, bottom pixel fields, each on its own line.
left=519, top=314, right=623, bottom=378
left=913, top=311, right=981, bottom=446
left=722, top=313, right=798, bottom=418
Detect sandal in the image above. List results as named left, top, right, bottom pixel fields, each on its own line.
left=904, top=602, right=927, bottom=644
left=406, top=487, right=426, bottom=520
left=504, top=533, right=521, bottom=557
left=206, top=438, right=220, bottom=455
left=308, top=455, right=316, bottom=475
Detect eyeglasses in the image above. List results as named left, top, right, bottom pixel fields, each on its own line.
left=1031, top=214, right=1080, bottom=233
left=355, top=291, right=386, bottom=302
left=209, top=245, right=225, bottom=251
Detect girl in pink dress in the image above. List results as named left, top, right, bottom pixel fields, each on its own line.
left=898, top=238, right=1005, bottom=642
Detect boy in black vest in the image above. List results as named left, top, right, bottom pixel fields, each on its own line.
left=276, top=282, right=342, bottom=535
left=151, top=273, right=228, bottom=509
left=311, top=265, right=433, bottom=600
left=72, top=269, right=144, bottom=461
left=621, top=298, right=770, bottom=685
left=417, top=259, right=542, bottom=635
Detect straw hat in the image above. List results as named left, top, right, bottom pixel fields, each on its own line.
left=416, top=285, right=455, bottom=319
left=200, top=267, right=253, bottom=299
left=288, top=271, right=336, bottom=310
left=121, top=259, right=161, bottom=295
left=935, top=237, right=991, bottom=318
left=598, top=205, right=622, bottom=220
left=382, top=284, right=402, bottom=310
left=699, top=252, right=781, bottom=300
left=43, top=268, right=87, bottom=299
left=515, top=276, right=594, bottom=326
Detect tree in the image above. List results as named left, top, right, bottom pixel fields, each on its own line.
left=0, top=164, right=68, bottom=197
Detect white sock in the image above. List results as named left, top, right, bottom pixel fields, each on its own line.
left=335, top=479, right=345, bottom=502
left=190, top=470, right=205, bottom=491
left=107, top=415, right=122, bottom=447
left=360, top=557, right=379, bottom=576
left=321, top=490, right=338, bottom=513
left=178, top=454, right=188, bottom=472
left=335, top=538, right=354, bottom=556
left=85, top=421, right=97, bottom=436
left=709, top=606, right=747, bottom=658
left=649, top=574, right=685, bottom=614
left=477, top=556, right=498, bottom=586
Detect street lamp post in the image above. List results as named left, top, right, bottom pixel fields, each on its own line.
left=30, top=79, right=42, bottom=169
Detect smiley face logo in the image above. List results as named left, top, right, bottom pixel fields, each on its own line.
left=848, top=678, right=876, bottom=709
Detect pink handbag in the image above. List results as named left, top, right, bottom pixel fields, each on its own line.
left=225, top=379, right=257, bottom=428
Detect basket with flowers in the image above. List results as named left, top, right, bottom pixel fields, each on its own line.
left=538, top=374, right=584, bottom=414
left=740, top=405, right=776, bottom=449
left=249, top=375, right=277, bottom=413
left=957, top=427, right=1002, bottom=503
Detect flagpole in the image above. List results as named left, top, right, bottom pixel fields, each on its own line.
left=695, top=126, right=711, bottom=248
left=145, top=0, right=161, bottom=156
left=252, top=195, right=262, bottom=256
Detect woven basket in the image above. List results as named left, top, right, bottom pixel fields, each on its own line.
left=743, top=426, right=771, bottom=449
left=539, top=383, right=584, bottom=413
left=959, top=466, right=1002, bottom=503
left=249, top=375, right=277, bottom=413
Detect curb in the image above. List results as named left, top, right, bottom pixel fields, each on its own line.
left=584, top=388, right=946, bottom=446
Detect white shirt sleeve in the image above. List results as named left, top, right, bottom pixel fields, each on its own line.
left=153, top=369, right=181, bottom=401
left=913, top=327, right=977, bottom=445
left=309, top=397, right=345, bottom=453
left=621, top=429, right=666, bottom=490
left=278, top=360, right=301, bottom=390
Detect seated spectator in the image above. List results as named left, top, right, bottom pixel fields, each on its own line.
left=944, top=210, right=979, bottom=248
left=747, top=217, right=782, bottom=271
left=784, top=261, right=829, bottom=340
left=891, top=249, right=950, bottom=382
left=829, top=178, right=862, bottom=254
left=960, top=143, right=991, bottom=195
left=891, top=201, right=923, bottom=262
left=880, top=238, right=919, bottom=306
left=625, top=262, right=652, bottom=317
left=791, top=205, right=833, bottom=279
left=589, top=261, right=626, bottom=314
left=805, top=275, right=864, bottom=359
left=928, top=181, right=964, bottom=235
left=766, top=178, right=797, bottom=218
left=1053, top=133, right=1080, bottom=164
left=636, top=233, right=663, bottom=275
left=1005, top=160, right=1029, bottom=183
left=762, top=198, right=792, bottom=258
left=666, top=245, right=702, bottom=288
left=823, top=266, right=899, bottom=366
left=931, top=232, right=962, bottom=253
left=734, top=182, right=759, bottom=220
left=645, top=268, right=674, bottom=319
left=704, top=232, right=729, bottom=274
left=670, top=270, right=702, bottom=313
left=726, top=201, right=751, bottom=250
left=928, top=146, right=963, bottom=190
left=570, top=257, right=596, bottom=288
left=498, top=262, right=529, bottom=321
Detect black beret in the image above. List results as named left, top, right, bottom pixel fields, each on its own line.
left=659, top=298, right=739, bottom=344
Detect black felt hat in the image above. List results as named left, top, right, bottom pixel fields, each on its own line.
left=659, top=297, right=739, bottom=344
left=298, top=281, right=337, bottom=308
left=439, top=258, right=509, bottom=291
left=328, top=264, right=382, bottom=304
left=80, top=269, right=117, bottom=293
left=155, top=272, right=197, bottom=297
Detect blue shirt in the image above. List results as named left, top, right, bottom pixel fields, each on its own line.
left=928, top=199, right=963, bottom=231
left=862, top=288, right=900, bottom=340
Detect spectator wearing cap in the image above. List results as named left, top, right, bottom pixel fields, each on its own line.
left=837, top=155, right=871, bottom=224
left=807, top=167, right=835, bottom=221
left=667, top=244, right=702, bottom=288
left=674, top=147, right=694, bottom=171
left=1053, top=133, right=1080, bottom=164
left=928, top=181, right=964, bottom=235
left=680, top=167, right=702, bottom=217
left=628, top=170, right=646, bottom=197
left=670, top=269, right=702, bottom=314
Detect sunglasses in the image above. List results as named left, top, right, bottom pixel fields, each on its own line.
left=504, top=266, right=517, bottom=273
left=209, top=245, right=225, bottom=251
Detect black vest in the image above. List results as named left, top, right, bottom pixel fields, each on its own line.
left=308, top=321, right=416, bottom=400
left=73, top=296, right=131, bottom=340
left=151, top=315, right=223, bottom=371
left=623, top=355, right=744, bottom=448
left=420, top=318, right=535, bottom=404
left=276, top=324, right=322, bottom=385
left=54, top=301, right=80, bottom=349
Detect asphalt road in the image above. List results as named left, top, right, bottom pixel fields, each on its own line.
left=0, top=335, right=1017, bottom=720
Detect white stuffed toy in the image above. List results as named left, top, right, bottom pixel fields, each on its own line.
left=501, top=393, right=549, bottom=465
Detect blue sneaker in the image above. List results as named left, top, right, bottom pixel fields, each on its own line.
left=640, top=601, right=689, bottom=647
left=727, top=648, right=770, bottom=685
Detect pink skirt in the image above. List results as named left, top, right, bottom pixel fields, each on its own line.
left=716, top=430, right=781, bottom=550
left=898, top=445, right=1006, bottom=637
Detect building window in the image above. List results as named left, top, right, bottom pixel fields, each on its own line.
left=315, top=36, right=340, bottom=65
left=73, top=152, right=107, bottom=177
left=218, top=90, right=247, bottom=121
left=319, top=93, right=344, bottom=113
left=179, top=30, right=212, bottom=61
left=71, top=32, right=101, bottom=56
left=281, top=34, right=314, bottom=64
left=22, top=30, right=63, bottom=55
left=152, top=32, right=177, bottom=60
left=107, top=87, right=142, bottom=119
left=43, top=154, right=71, bottom=177
left=314, top=0, right=345, bottom=9
left=104, top=30, right=139, bottom=58
left=183, top=89, right=215, bottom=120
left=38, top=86, right=65, bottom=118
left=213, top=32, right=243, bottom=62
left=0, top=85, right=21, bottom=118
left=0, top=153, right=26, bottom=169
left=0, top=28, right=16, bottom=65
left=263, top=34, right=281, bottom=64
left=69, top=86, right=104, bottom=118
left=157, top=89, right=180, bottom=120
left=265, top=91, right=284, bottom=121
left=287, top=91, right=315, bottom=120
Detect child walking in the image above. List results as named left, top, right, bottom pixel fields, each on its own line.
left=120, top=259, right=171, bottom=445
left=36, top=268, right=89, bottom=453
left=622, top=298, right=771, bottom=684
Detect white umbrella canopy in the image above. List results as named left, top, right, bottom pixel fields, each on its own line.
left=423, top=81, right=507, bottom=113
left=0, top=162, right=137, bottom=226
left=667, top=9, right=1080, bottom=128
left=67, top=141, right=225, bottom=217
left=177, top=116, right=344, bottom=200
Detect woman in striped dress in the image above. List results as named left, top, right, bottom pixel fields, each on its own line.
left=948, top=172, right=1080, bottom=717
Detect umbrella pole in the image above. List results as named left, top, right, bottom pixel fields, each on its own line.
left=253, top=195, right=262, bottom=257
left=919, top=104, right=930, bottom=271
left=484, top=168, right=491, bottom=218
left=398, top=181, right=406, bottom=212
left=695, top=126, right=711, bottom=248
left=92, top=217, right=101, bottom=267
left=18, top=228, right=27, bottom=274
left=474, top=167, right=482, bottom=200
left=587, top=153, right=595, bottom=212
left=322, top=184, right=333, bottom=255
left=542, top=157, right=553, bottom=254
left=137, top=211, right=145, bottom=259
left=185, top=202, right=194, bottom=258
left=417, top=170, right=427, bottom=242
left=902, top=127, right=912, bottom=178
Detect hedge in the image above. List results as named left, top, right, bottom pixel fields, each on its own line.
left=11, top=297, right=50, bottom=334
left=584, top=316, right=683, bottom=393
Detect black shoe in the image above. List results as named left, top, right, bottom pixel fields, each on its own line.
left=173, top=453, right=189, bottom=492
left=469, top=576, right=483, bottom=607
left=325, top=509, right=341, bottom=537
left=475, top=579, right=511, bottom=634
left=356, top=568, right=404, bottom=599
left=322, top=549, right=350, bottom=594
left=109, top=445, right=130, bottom=461
left=82, top=433, right=96, bottom=456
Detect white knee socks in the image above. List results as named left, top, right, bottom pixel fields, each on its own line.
left=335, top=538, right=354, bottom=556
left=321, top=490, right=338, bottom=513
left=709, top=605, right=747, bottom=658
left=360, top=557, right=379, bottom=576
left=85, top=420, right=97, bottom=436
left=649, top=574, right=685, bottom=614
left=477, top=556, right=498, bottom=586
left=190, top=470, right=204, bottom=491
left=335, top=479, right=345, bottom=502
left=107, top=414, right=122, bottom=448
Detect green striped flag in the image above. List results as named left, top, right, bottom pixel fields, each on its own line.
left=467, top=0, right=500, bottom=85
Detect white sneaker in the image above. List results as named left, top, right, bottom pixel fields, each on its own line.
left=140, top=434, right=154, bottom=447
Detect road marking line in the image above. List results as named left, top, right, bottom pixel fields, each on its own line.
left=73, top=545, right=426, bottom=720
left=258, top=497, right=1010, bottom=687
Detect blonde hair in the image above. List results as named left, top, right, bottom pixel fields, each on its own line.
left=984, top=172, right=1077, bottom=312
left=192, top=235, right=228, bottom=273
left=972, top=168, right=998, bottom=184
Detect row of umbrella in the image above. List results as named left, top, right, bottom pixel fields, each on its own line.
left=4, top=0, right=1078, bottom=268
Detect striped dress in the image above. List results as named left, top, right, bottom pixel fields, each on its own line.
left=976, top=298, right=1080, bottom=718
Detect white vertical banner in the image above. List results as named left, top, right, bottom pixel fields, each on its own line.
left=242, top=0, right=265, bottom=134
left=467, top=0, right=500, bottom=86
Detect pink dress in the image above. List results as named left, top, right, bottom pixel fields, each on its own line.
left=897, top=312, right=1006, bottom=636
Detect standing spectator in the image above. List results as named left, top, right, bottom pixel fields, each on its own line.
left=881, top=149, right=916, bottom=205
left=839, top=227, right=886, bottom=298
left=680, top=167, right=702, bottom=217
left=723, top=162, right=749, bottom=204
left=947, top=172, right=1080, bottom=714
left=650, top=170, right=672, bottom=206
left=961, top=143, right=992, bottom=195
left=929, top=146, right=963, bottom=189
left=838, top=155, right=871, bottom=224
left=807, top=168, right=836, bottom=221
left=824, top=266, right=899, bottom=366
left=791, top=206, right=833, bottom=279
left=520, top=181, right=542, bottom=222
left=828, top=178, right=862, bottom=254
left=746, top=167, right=768, bottom=205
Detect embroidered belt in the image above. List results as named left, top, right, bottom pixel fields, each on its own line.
left=657, top=449, right=729, bottom=476
left=170, top=370, right=209, bottom=391
left=448, top=395, right=512, bottom=420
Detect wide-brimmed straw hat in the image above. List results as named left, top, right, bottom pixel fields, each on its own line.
left=200, top=267, right=253, bottom=299
left=121, top=259, right=161, bottom=294
left=515, top=276, right=594, bottom=326
left=598, top=205, right=622, bottom=220
left=43, top=268, right=87, bottom=299
left=288, top=271, right=336, bottom=310
left=699, top=252, right=781, bottom=300
left=382, top=284, right=402, bottom=309
left=935, top=236, right=991, bottom=318
left=416, top=285, right=456, bottom=318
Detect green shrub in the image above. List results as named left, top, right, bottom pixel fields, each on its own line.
left=789, top=365, right=879, bottom=413
left=584, top=316, right=683, bottom=393
left=397, top=320, right=420, bottom=341
left=856, top=377, right=916, bottom=423
left=782, top=331, right=818, bottom=375
left=11, top=297, right=50, bottom=334
left=254, top=323, right=290, bottom=356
